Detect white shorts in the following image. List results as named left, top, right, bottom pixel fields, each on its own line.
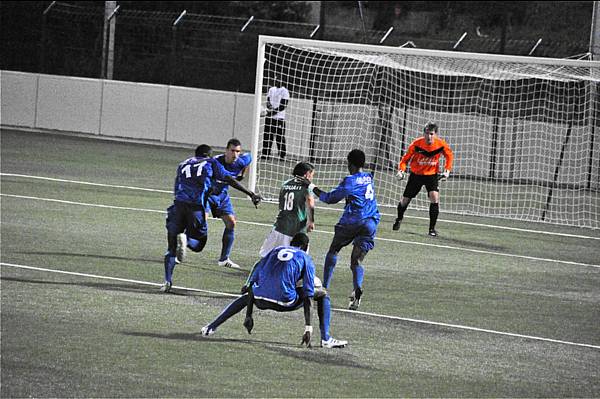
left=259, top=229, right=292, bottom=258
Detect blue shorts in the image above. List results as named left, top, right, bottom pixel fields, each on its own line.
left=329, top=218, right=379, bottom=253
left=166, top=201, right=207, bottom=241
left=207, top=192, right=234, bottom=218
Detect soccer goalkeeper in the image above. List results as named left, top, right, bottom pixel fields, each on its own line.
left=394, top=122, right=454, bottom=237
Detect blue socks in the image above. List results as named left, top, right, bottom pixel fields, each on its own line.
left=323, top=252, right=338, bottom=288
left=318, top=296, right=332, bottom=341
left=219, top=228, right=235, bottom=262
left=164, top=252, right=177, bottom=283
left=351, top=264, right=364, bottom=292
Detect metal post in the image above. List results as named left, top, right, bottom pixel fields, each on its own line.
left=590, top=1, right=600, bottom=60
left=106, top=4, right=119, bottom=80
left=241, top=16, right=254, bottom=32
left=40, top=1, right=56, bottom=73
left=453, top=32, right=467, bottom=50
left=309, top=25, right=320, bottom=38
left=528, top=38, right=542, bottom=56
left=101, top=1, right=117, bottom=79
left=357, top=1, right=367, bottom=43
left=379, top=27, right=394, bottom=44
left=170, top=10, right=186, bottom=85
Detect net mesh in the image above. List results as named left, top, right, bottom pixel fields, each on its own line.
left=254, top=39, right=600, bottom=229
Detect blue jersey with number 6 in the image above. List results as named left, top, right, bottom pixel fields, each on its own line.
left=248, top=246, right=315, bottom=306
left=174, top=156, right=228, bottom=206
left=318, top=171, right=380, bottom=225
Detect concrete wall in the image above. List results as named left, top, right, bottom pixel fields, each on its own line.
left=0, top=70, right=255, bottom=149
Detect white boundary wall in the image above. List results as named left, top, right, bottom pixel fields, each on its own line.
left=0, top=70, right=261, bottom=149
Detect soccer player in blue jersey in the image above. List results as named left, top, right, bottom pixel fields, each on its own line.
left=162, top=144, right=261, bottom=293
left=201, top=233, right=347, bottom=349
left=310, top=149, right=380, bottom=311
left=204, top=138, right=252, bottom=269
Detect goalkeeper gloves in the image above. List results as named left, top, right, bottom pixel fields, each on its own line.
left=440, top=170, right=450, bottom=181
left=301, top=325, right=312, bottom=348
left=396, top=170, right=405, bottom=180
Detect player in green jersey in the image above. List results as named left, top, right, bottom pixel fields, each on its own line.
left=259, top=162, right=315, bottom=257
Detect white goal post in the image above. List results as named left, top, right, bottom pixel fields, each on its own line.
left=248, top=35, right=600, bottom=229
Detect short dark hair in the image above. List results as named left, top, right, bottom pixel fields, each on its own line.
left=195, top=144, right=212, bottom=157
left=347, top=149, right=366, bottom=168
left=290, top=232, right=310, bottom=251
left=292, top=162, right=314, bottom=177
left=227, top=138, right=241, bottom=148
left=424, top=123, right=438, bottom=133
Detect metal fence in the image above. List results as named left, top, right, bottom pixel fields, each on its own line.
left=2, top=2, right=591, bottom=93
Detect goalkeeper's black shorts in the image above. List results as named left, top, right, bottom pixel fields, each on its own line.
left=402, top=173, right=439, bottom=199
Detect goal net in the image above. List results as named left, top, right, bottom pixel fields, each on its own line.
left=249, top=36, right=600, bottom=229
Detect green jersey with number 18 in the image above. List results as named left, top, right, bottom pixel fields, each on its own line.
left=274, top=177, right=312, bottom=236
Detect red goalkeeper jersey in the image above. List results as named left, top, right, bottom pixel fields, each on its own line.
left=398, top=136, right=454, bottom=176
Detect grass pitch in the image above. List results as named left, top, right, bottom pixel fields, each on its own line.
left=1, top=129, right=599, bottom=397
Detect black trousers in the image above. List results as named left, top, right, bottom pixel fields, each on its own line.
left=262, top=118, right=286, bottom=159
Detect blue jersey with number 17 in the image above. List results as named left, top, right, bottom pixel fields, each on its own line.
left=248, top=246, right=315, bottom=306
left=173, top=157, right=228, bottom=206
left=318, top=171, right=380, bottom=225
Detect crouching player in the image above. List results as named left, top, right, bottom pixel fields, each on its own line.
left=201, top=233, right=347, bottom=348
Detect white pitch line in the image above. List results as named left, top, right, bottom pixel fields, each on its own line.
left=2, top=193, right=599, bottom=269
left=2, top=172, right=598, bottom=241
left=1, top=194, right=165, bottom=214
left=2, top=262, right=598, bottom=350
left=0, top=173, right=172, bottom=194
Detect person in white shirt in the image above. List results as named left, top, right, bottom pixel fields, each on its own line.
left=261, top=75, right=290, bottom=160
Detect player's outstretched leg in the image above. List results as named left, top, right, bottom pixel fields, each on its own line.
left=200, top=294, right=249, bottom=337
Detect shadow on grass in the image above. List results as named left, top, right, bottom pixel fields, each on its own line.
left=0, top=276, right=224, bottom=299
left=122, top=331, right=376, bottom=370
left=15, top=251, right=251, bottom=276
left=434, top=236, right=507, bottom=251
left=396, top=231, right=507, bottom=251
left=121, top=330, right=290, bottom=347
left=16, top=251, right=159, bottom=265
left=263, top=345, right=375, bottom=370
